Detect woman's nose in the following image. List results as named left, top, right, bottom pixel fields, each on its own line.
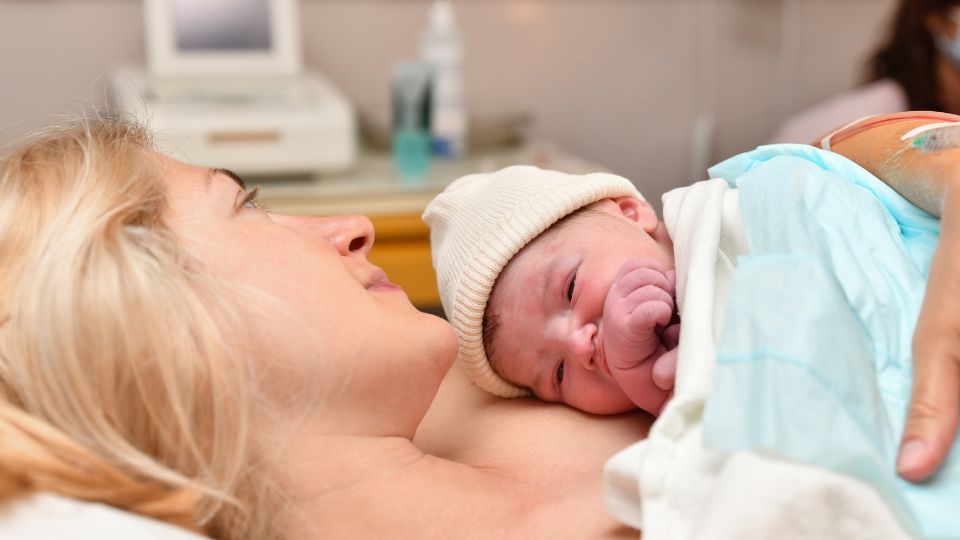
left=273, top=213, right=375, bottom=256
left=314, top=214, right=375, bottom=257
left=564, top=321, right=599, bottom=371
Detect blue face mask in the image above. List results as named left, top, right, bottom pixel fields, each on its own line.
left=935, top=15, right=960, bottom=69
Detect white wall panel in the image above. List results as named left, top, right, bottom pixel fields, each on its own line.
left=0, top=0, right=900, bottom=206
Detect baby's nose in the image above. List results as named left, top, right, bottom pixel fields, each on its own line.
left=566, top=321, right=599, bottom=370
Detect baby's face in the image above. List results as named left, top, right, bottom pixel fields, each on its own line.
left=485, top=197, right=675, bottom=414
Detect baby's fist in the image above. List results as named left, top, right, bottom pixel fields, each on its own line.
left=602, top=258, right=676, bottom=372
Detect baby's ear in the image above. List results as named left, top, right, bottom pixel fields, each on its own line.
left=604, top=196, right=660, bottom=234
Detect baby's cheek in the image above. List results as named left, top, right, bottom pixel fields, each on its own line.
left=583, top=277, right=610, bottom=315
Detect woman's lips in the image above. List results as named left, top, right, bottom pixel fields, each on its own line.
left=368, top=280, right=404, bottom=293
left=366, top=269, right=405, bottom=293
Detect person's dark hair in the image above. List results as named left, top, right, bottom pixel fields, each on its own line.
left=869, top=0, right=960, bottom=110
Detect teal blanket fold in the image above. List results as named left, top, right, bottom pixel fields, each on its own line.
left=703, top=144, right=958, bottom=538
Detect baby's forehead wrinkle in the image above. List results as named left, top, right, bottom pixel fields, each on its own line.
left=490, top=274, right=547, bottom=394
left=489, top=331, right=531, bottom=391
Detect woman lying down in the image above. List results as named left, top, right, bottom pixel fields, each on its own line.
left=425, top=112, right=960, bottom=538
left=0, top=122, right=649, bottom=538
left=0, top=114, right=955, bottom=539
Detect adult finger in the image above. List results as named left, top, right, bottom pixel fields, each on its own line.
left=898, top=324, right=960, bottom=482
left=900, top=203, right=960, bottom=482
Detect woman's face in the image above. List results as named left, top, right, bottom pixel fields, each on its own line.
left=159, top=156, right=457, bottom=438
left=930, top=6, right=960, bottom=43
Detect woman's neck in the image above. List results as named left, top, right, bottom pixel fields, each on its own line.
left=269, top=431, right=417, bottom=535
left=283, top=433, right=426, bottom=497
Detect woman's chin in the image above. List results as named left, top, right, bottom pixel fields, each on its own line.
left=431, top=317, right=459, bottom=372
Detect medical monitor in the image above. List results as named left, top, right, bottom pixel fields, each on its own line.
left=144, top=0, right=301, bottom=77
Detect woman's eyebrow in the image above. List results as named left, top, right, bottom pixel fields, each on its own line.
left=207, top=167, right=246, bottom=190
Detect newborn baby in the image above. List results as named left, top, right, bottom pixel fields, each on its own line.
left=424, top=166, right=679, bottom=416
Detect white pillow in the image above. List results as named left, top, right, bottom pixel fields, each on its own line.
left=0, top=493, right=207, bottom=539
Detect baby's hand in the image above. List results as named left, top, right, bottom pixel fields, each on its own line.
left=602, top=258, right=679, bottom=394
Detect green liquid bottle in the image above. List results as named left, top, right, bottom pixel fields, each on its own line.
left=393, top=128, right=431, bottom=183
left=392, top=62, right=432, bottom=184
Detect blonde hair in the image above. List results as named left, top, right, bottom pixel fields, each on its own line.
left=0, top=121, right=275, bottom=538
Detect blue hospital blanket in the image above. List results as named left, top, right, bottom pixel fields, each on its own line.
left=701, top=144, right=959, bottom=538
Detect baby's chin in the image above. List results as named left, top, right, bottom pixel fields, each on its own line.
left=588, top=393, right=672, bottom=417
left=578, top=394, right=640, bottom=416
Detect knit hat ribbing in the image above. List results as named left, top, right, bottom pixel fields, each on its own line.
left=422, top=165, right=642, bottom=397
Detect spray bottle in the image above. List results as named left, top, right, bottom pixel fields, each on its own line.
left=421, top=0, right=467, bottom=158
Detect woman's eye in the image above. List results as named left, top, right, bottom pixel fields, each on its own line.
left=240, top=187, right=264, bottom=210
left=556, top=360, right=565, bottom=384
left=566, top=273, right=577, bottom=302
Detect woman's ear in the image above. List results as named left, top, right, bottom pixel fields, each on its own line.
left=592, top=196, right=660, bottom=234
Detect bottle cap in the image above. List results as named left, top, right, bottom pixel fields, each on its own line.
left=429, top=1, right=454, bottom=32
left=392, top=61, right=432, bottom=130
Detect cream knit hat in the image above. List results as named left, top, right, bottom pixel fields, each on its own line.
left=422, top=165, right=642, bottom=398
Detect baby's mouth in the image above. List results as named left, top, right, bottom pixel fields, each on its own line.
left=593, top=334, right=612, bottom=377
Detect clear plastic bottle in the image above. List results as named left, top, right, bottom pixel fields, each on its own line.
left=421, top=0, right=467, bottom=158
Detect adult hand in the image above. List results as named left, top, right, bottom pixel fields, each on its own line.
left=602, top=258, right=678, bottom=390
left=899, top=190, right=960, bottom=482
left=813, top=111, right=960, bottom=481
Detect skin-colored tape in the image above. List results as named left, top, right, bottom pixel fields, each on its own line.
left=818, top=112, right=960, bottom=150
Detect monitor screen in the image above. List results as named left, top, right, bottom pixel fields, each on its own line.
left=172, top=0, right=272, bottom=51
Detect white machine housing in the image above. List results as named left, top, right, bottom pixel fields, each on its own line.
left=114, top=0, right=356, bottom=175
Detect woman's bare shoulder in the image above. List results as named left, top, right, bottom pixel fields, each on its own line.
left=416, top=367, right=650, bottom=459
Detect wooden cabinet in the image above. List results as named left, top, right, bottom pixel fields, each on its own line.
left=366, top=214, right=439, bottom=307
